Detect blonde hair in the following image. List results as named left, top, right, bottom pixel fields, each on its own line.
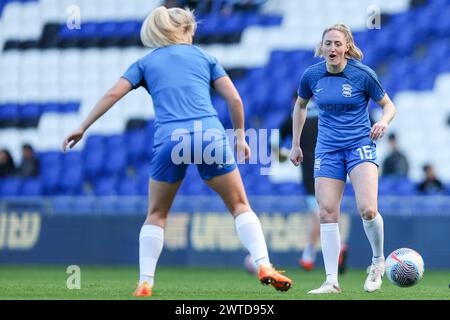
left=140, top=6, right=197, bottom=48
left=314, top=24, right=363, bottom=61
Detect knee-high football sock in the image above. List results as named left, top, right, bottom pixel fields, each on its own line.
left=320, top=223, right=341, bottom=285
left=363, top=213, right=384, bottom=263
left=139, top=224, right=164, bottom=286
left=234, top=211, right=270, bottom=267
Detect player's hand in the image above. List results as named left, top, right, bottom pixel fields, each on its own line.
left=235, top=138, right=251, bottom=163
left=63, top=128, right=85, bottom=152
left=370, top=120, right=388, bottom=141
left=289, top=146, right=303, bottom=166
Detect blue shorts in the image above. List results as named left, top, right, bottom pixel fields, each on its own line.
left=150, top=131, right=237, bottom=183
left=314, top=143, right=378, bottom=181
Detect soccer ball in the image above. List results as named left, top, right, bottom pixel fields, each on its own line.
left=243, top=254, right=258, bottom=275
left=385, top=248, right=425, bottom=287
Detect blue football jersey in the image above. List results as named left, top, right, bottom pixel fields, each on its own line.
left=298, top=59, right=385, bottom=153
left=122, top=44, right=227, bottom=145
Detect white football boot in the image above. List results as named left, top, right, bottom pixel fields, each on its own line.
left=364, top=260, right=385, bottom=292
left=308, top=282, right=342, bottom=294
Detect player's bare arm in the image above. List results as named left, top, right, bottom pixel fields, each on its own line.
left=214, top=76, right=250, bottom=161
left=370, top=94, right=397, bottom=141
left=63, top=78, right=132, bottom=151
left=290, top=97, right=309, bottom=166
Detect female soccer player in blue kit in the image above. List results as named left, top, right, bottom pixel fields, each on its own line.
left=290, top=24, right=396, bottom=294
left=62, top=6, right=291, bottom=297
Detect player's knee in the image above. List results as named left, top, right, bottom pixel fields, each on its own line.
left=229, top=200, right=251, bottom=216
left=360, top=206, right=377, bottom=220
left=319, top=207, right=338, bottom=223
left=147, top=209, right=169, bottom=224
left=222, top=191, right=250, bottom=214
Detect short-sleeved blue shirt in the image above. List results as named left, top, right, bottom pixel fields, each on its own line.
left=298, top=59, right=385, bottom=153
left=122, top=44, right=227, bottom=145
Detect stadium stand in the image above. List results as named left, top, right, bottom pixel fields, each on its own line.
left=0, top=0, right=449, bottom=198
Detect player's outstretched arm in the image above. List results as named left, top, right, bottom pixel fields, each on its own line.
left=62, top=78, right=132, bottom=152
left=370, top=94, right=396, bottom=141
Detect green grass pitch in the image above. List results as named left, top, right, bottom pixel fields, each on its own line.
left=0, top=266, right=448, bottom=300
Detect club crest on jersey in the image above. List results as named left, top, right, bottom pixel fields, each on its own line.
left=342, top=84, right=352, bottom=97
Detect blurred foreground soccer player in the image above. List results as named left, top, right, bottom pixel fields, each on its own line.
left=63, top=6, right=292, bottom=297
left=289, top=24, right=396, bottom=294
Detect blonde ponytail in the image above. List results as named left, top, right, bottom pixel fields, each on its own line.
left=140, top=6, right=197, bottom=48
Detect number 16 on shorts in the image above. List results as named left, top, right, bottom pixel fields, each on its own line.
left=356, top=145, right=373, bottom=160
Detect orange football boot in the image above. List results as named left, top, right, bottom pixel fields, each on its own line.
left=258, top=265, right=293, bottom=292
left=133, top=281, right=152, bottom=297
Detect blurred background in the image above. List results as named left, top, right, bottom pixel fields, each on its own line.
left=0, top=0, right=449, bottom=270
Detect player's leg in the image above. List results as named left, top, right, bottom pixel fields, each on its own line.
left=204, top=167, right=292, bottom=291
left=134, top=140, right=186, bottom=297
left=134, top=179, right=182, bottom=297
left=308, top=177, right=345, bottom=294
left=299, top=195, right=320, bottom=271
left=204, top=168, right=266, bottom=265
left=299, top=147, right=320, bottom=270
left=348, top=161, right=385, bottom=292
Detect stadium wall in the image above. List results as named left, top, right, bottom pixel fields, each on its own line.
left=0, top=196, right=449, bottom=269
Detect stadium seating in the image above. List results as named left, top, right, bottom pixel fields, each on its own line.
left=1, top=0, right=449, bottom=197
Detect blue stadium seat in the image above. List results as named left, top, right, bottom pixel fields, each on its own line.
left=19, top=103, right=42, bottom=119
left=21, top=178, right=43, bottom=196
left=258, top=14, right=282, bottom=27
left=344, top=183, right=355, bottom=196
left=60, top=165, right=84, bottom=195
left=211, top=94, right=229, bottom=122
left=433, top=7, right=450, bottom=37
left=116, top=21, right=141, bottom=37
left=221, top=13, right=244, bottom=33
left=263, top=110, right=288, bottom=129
left=396, top=179, right=418, bottom=196
left=84, top=135, right=105, bottom=151
left=277, top=183, right=301, bottom=195
left=0, top=178, right=22, bottom=197
left=118, top=177, right=139, bottom=196
left=41, top=102, right=60, bottom=113
left=98, top=21, right=118, bottom=37
left=61, top=102, right=79, bottom=113
left=242, top=12, right=260, bottom=27
left=125, top=129, right=148, bottom=166
left=42, top=169, right=61, bottom=195
left=0, top=103, right=19, bottom=121
left=196, top=14, right=221, bottom=36
left=39, top=151, right=63, bottom=174
left=137, top=171, right=150, bottom=195
left=63, top=151, right=83, bottom=167
left=84, top=150, right=105, bottom=182
left=94, top=177, right=118, bottom=196
left=104, top=150, right=127, bottom=176
left=83, top=135, right=105, bottom=180
left=379, top=177, right=396, bottom=196
left=80, top=22, right=99, bottom=38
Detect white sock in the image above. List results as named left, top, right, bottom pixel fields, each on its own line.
left=320, top=223, right=340, bottom=285
left=139, top=224, right=164, bottom=286
left=302, top=244, right=317, bottom=263
left=235, top=211, right=270, bottom=268
left=362, top=213, right=384, bottom=263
